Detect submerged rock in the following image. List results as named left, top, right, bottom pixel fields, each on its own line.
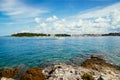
left=14, top=64, right=28, bottom=79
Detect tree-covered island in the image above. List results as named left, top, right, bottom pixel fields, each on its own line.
left=11, top=32, right=120, bottom=37
left=11, top=33, right=71, bottom=37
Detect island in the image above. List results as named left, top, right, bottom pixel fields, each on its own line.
left=11, top=33, right=51, bottom=37
left=11, top=32, right=120, bottom=37
left=54, top=34, right=71, bottom=37
left=102, top=32, right=120, bottom=36
left=11, top=33, right=71, bottom=37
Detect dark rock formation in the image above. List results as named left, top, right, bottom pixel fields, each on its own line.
left=81, top=56, right=120, bottom=72
left=20, top=67, right=46, bottom=80
left=0, top=68, right=19, bottom=79
left=0, top=66, right=46, bottom=80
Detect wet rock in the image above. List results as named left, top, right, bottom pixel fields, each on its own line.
left=0, top=68, right=19, bottom=79
left=69, top=57, right=83, bottom=66
left=81, top=56, right=119, bottom=71
left=81, top=56, right=120, bottom=80
left=14, top=64, right=28, bottom=79
left=20, top=67, right=46, bottom=80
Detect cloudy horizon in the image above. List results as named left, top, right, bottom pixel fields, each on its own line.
left=0, top=0, right=120, bottom=36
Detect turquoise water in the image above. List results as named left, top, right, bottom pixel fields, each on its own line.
left=0, top=36, right=120, bottom=68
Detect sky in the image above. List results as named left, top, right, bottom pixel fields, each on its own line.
left=0, top=0, right=120, bottom=36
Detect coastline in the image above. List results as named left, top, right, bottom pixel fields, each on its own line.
left=10, top=32, right=120, bottom=37
left=0, top=55, right=120, bottom=80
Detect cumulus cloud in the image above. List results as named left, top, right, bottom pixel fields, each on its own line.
left=23, top=2, right=120, bottom=34
left=34, top=18, right=41, bottom=23
left=46, top=15, right=58, bottom=22
left=40, top=23, right=47, bottom=27
left=61, top=2, right=120, bottom=34
left=95, top=17, right=109, bottom=23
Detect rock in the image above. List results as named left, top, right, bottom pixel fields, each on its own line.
left=97, top=75, right=104, bottom=80
left=20, top=67, right=46, bottom=80
left=0, top=56, right=120, bottom=80
left=1, top=77, right=14, bottom=80
left=43, top=56, right=120, bottom=80
left=69, top=57, right=83, bottom=66
left=14, top=64, right=28, bottom=79
left=0, top=68, right=19, bottom=79
left=43, top=64, right=96, bottom=80
left=81, top=56, right=120, bottom=72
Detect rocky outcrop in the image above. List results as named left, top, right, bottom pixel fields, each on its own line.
left=0, top=68, right=19, bottom=79
left=43, top=56, right=120, bottom=80
left=0, top=56, right=120, bottom=80
left=20, top=67, right=46, bottom=80
left=0, top=66, right=46, bottom=80
left=43, top=63, right=100, bottom=80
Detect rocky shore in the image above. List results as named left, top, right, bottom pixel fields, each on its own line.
left=0, top=56, right=120, bottom=80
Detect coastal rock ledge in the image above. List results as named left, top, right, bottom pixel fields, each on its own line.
left=0, top=56, right=120, bottom=80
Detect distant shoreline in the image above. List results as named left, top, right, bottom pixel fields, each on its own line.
left=10, top=32, right=120, bottom=37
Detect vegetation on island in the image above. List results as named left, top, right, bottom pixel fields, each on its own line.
left=11, top=32, right=120, bottom=37
left=54, top=34, right=71, bottom=37
left=11, top=33, right=50, bottom=37
left=102, top=32, right=120, bottom=36
left=11, top=33, right=71, bottom=37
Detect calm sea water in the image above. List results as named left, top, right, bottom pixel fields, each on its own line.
left=0, top=36, right=120, bottom=68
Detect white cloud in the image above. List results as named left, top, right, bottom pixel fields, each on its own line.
left=40, top=23, right=47, bottom=27
left=95, top=17, right=109, bottom=23
left=46, top=15, right=58, bottom=22
left=21, top=2, right=120, bottom=34
left=77, top=3, right=120, bottom=19
left=0, top=0, right=48, bottom=19
left=34, top=18, right=41, bottom=23
left=66, top=2, right=120, bottom=34
left=61, top=18, right=66, bottom=22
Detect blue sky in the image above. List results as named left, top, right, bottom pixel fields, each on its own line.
left=0, top=0, right=120, bottom=36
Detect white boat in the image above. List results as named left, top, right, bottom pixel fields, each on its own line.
left=55, top=37, right=65, bottom=40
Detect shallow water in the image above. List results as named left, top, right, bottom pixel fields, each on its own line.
left=0, top=36, right=120, bottom=68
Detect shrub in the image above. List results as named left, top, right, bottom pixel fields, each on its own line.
left=81, top=72, right=94, bottom=80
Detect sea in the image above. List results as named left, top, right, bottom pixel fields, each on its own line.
left=0, top=36, right=120, bottom=69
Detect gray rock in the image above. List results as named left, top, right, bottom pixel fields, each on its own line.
left=97, top=75, right=104, bottom=80
left=1, top=77, right=14, bottom=80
